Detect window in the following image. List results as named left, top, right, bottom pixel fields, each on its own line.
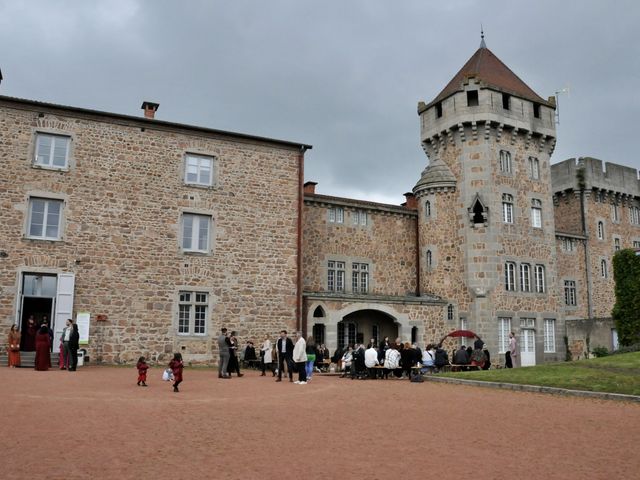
left=27, top=198, right=63, bottom=240
left=352, top=210, right=367, bottom=226
left=426, top=250, right=433, bottom=270
left=34, top=133, right=70, bottom=169
left=534, top=265, right=546, bottom=293
left=435, top=102, right=442, bottom=118
left=181, top=213, right=211, bottom=252
left=460, top=317, right=468, bottom=331
left=313, top=324, right=325, bottom=345
left=564, top=280, right=577, bottom=306
left=328, top=207, right=344, bottom=224
left=531, top=199, right=542, bottom=228
left=634, top=241, right=640, bottom=248
left=502, top=93, right=511, bottom=110
left=352, top=263, right=369, bottom=293
left=533, top=103, right=541, bottom=119
left=520, top=317, right=535, bottom=328
left=528, top=157, right=540, bottom=180
left=597, top=221, right=604, bottom=240
left=505, top=262, right=516, bottom=291
left=601, top=259, right=608, bottom=279
left=544, top=319, right=556, bottom=353
left=614, top=237, right=621, bottom=251
left=184, top=153, right=214, bottom=186
left=425, top=200, right=431, bottom=218
left=327, top=261, right=345, bottom=292
left=502, top=193, right=514, bottom=223
left=498, top=317, right=512, bottom=353
left=612, top=203, right=620, bottom=223
left=178, top=291, right=208, bottom=335
left=338, top=322, right=356, bottom=349
left=520, top=263, right=531, bottom=292
left=562, top=237, right=576, bottom=252
left=371, top=325, right=379, bottom=345
left=499, top=151, right=512, bottom=174
left=630, top=207, right=640, bottom=225
left=467, top=90, right=479, bottom=106
left=447, top=304, right=454, bottom=321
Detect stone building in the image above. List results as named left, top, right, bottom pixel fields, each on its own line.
left=0, top=39, right=630, bottom=365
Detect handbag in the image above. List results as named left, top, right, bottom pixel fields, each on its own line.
left=162, top=368, right=174, bottom=381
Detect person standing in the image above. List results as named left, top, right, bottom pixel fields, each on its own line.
left=68, top=323, right=80, bottom=371
left=217, top=328, right=231, bottom=379
left=508, top=332, right=519, bottom=368
left=60, top=319, right=73, bottom=370
left=22, top=316, right=37, bottom=352
left=305, top=336, right=317, bottom=382
left=226, top=331, right=243, bottom=377
left=7, top=325, right=21, bottom=367
left=34, top=324, right=51, bottom=371
left=482, top=344, right=491, bottom=370
left=275, top=330, right=294, bottom=383
left=260, top=334, right=274, bottom=377
left=136, top=356, right=149, bottom=386
left=292, top=331, right=307, bottom=385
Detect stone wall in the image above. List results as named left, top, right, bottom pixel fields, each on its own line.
left=0, top=100, right=303, bottom=364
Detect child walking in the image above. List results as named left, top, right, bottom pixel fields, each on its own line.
left=168, top=353, right=183, bottom=392
left=136, top=356, right=149, bottom=386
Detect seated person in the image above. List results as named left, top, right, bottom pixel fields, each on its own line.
left=434, top=345, right=449, bottom=368
left=383, top=345, right=401, bottom=379
left=453, top=346, right=470, bottom=365
left=364, top=344, right=380, bottom=379
left=421, top=343, right=436, bottom=371
left=340, top=345, right=353, bottom=377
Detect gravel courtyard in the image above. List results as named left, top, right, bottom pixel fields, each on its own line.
left=2, top=366, right=638, bottom=479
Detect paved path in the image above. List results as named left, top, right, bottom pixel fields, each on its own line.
left=2, top=366, right=638, bottom=479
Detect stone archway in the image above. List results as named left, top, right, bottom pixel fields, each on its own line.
left=339, top=309, right=398, bottom=348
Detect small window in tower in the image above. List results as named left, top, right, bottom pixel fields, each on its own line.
left=533, top=103, right=541, bottom=118
left=472, top=200, right=485, bottom=225
left=467, top=90, right=479, bottom=107
left=435, top=102, right=443, bottom=118
left=502, top=93, right=511, bottom=110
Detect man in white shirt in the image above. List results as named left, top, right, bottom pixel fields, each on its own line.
left=292, top=331, right=307, bottom=384
left=364, top=343, right=379, bottom=379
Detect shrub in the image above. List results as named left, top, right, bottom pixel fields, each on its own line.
left=591, top=346, right=609, bottom=357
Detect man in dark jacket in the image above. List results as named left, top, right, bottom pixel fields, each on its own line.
left=434, top=345, right=449, bottom=368
left=453, top=346, right=470, bottom=365
left=276, top=330, right=294, bottom=382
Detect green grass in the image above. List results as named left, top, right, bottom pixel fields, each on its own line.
left=439, top=351, right=640, bottom=396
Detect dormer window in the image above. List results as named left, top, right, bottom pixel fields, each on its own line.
left=435, top=102, right=443, bottom=118
left=467, top=90, right=479, bottom=107
left=533, top=103, right=541, bottom=118
left=502, top=93, right=511, bottom=110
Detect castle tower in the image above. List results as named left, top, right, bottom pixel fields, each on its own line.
left=413, top=38, right=564, bottom=364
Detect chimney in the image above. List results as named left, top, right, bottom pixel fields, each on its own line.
left=303, top=181, right=318, bottom=195
left=141, top=101, right=159, bottom=119
left=403, top=192, right=418, bottom=210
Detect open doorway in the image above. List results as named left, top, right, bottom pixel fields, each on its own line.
left=20, top=297, right=54, bottom=351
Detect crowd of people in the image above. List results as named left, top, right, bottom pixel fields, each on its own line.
left=5, top=316, right=80, bottom=371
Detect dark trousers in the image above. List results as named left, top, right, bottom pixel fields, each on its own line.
left=69, top=347, right=78, bottom=370
left=296, top=362, right=307, bottom=382
left=63, top=342, right=72, bottom=369
left=278, top=354, right=292, bottom=380
left=505, top=351, right=513, bottom=368
left=261, top=359, right=275, bottom=375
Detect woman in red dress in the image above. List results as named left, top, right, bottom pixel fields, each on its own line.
left=22, top=316, right=37, bottom=352
left=8, top=325, right=21, bottom=367
left=34, top=325, right=51, bottom=371
left=168, top=353, right=183, bottom=392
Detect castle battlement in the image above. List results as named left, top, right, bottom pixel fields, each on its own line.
left=552, top=157, right=640, bottom=198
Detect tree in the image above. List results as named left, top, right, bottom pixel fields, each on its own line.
left=612, top=249, right=640, bottom=346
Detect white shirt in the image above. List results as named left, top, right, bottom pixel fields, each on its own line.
left=422, top=349, right=435, bottom=366
left=364, top=347, right=379, bottom=368
left=63, top=327, right=71, bottom=342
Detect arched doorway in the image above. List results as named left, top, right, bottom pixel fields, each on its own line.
left=338, top=309, right=398, bottom=348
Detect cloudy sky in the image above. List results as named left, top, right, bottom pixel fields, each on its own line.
left=1, top=0, right=638, bottom=204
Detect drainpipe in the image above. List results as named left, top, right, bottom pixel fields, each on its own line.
left=297, top=146, right=308, bottom=335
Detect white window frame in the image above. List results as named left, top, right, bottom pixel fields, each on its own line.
left=425, top=200, right=431, bottom=219
left=614, top=237, right=621, bottom=252
left=327, top=260, right=345, bottom=292
left=634, top=240, right=640, bottom=249
left=520, top=263, right=531, bottom=292
left=597, top=221, right=604, bottom=240
left=544, top=318, right=556, bottom=353
left=505, top=262, right=516, bottom=291
left=498, top=317, right=511, bottom=354
left=178, top=291, right=209, bottom=336
left=502, top=193, right=514, bottom=224
left=612, top=203, right=620, bottom=223
left=601, top=259, right=608, bottom=279
left=528, top=156, right=540, bottom=180
left=27, top=197, right=64, bottom=240
left=447, top=304, right=454, bottom=321
left=562, top=237, right=576, bottom=252
left=531, top=199, right=542, bottom=228
left=534, top=264, right=546, bottom=293
left=181, top=213, right=212, bottom=253
left=352, top=210, right=367, bottom=226
left=328, top=207, right=344, bottom=224
left=184, top=153, right=215, bottom=187
left=564, top=280, right=577, bottom=306
left=499, top=150, right=512, bottom=174
left=630, top=206, right=640, bottom=226
left=34, top=133, right=70, bottom=169
left=352, top=263, right=369, bottom=293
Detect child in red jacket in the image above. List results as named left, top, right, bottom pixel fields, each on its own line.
left=168, top=353, right=184, bottom=392
left=136, top=356, right=149, bottom=387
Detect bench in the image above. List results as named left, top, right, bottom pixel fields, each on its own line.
left=449, top=364, right=480, bottom=372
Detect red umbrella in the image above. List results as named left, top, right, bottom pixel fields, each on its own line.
left=439, top=330, right=480, bottom=344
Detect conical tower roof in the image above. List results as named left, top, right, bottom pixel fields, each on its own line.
left=428, top=44, right=552, bottom=107
left=413, top=158, right=456, bottom=194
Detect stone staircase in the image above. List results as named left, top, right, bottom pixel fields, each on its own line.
left=1, top=351, right=60, bottom=368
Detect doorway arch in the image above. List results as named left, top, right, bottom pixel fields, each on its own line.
left=338, top=309, right=398, bottom=349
